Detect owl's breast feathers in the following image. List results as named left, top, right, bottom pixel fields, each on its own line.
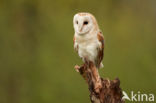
left=73, top=36, right=79, bottom=53
left=73, top=31, right=104, bottom=68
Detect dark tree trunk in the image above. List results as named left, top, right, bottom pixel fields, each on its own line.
left=74, top=61, right=125, bottom=103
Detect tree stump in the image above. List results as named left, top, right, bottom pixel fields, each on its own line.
left=74, top=61, right=125, bottom=103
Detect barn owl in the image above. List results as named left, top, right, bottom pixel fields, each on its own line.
left=73, top=12, right=104, bottom=69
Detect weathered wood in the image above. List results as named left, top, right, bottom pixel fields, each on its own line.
left=74, top=61, right=125, bottom=103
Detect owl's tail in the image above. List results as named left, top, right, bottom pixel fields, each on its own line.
left=99, top=63, right=104, bottom=69
left=96, top=62, right=104, bottom=69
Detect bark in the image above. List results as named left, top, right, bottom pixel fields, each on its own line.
left=74, top=61, right=125, bottom=103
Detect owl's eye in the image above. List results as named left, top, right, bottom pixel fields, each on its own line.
left=76, top=21, right=78, bottom=24
left=84, top=21, right=88, bottom=25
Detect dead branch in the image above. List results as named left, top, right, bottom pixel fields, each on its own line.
left=74, top=61, right=125, bottom=103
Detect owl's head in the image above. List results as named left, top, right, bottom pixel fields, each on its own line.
left=73, top=12, right=99, bottom=35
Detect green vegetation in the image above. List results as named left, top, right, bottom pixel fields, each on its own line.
left=0, top=0, right=155, bottom=103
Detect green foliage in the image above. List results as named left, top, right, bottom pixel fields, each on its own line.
left=0, top=0, right=156, bottom=103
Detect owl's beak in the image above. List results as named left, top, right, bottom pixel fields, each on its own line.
left=80, top=27, right=83, bottom=32
left=78, top=25, right=83, bottom=32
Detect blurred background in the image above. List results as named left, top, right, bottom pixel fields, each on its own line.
left=0, top=0, right=156, bottom=103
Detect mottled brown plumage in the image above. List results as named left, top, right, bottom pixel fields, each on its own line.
left=96, top=32, right=104, bottom=68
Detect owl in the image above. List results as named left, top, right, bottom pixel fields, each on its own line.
left=73, top=12, right=104, bottom=69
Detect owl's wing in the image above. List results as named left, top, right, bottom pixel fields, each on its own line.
left=96, top=31, right=104, bottom=68
left=73, top=36, right=79, bottom=52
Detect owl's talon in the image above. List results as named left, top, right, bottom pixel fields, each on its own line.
left=84, top=57, right=89, bottom=65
